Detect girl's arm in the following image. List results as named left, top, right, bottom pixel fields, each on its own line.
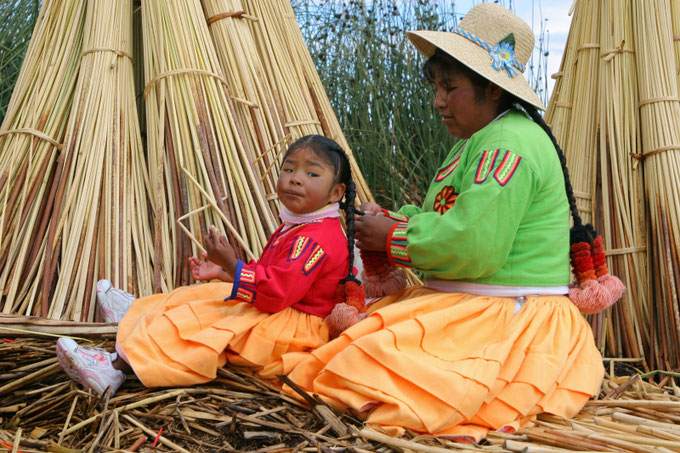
left=227, top=238, right=330, bottom=313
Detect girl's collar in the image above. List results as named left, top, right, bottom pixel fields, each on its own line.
left=279, top=203, right=341, bottom=228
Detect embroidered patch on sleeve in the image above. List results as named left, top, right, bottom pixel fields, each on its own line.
left=474, top=149, right=499, bottom=184
left=433, top=186, right=458, bottom=214
left=387, top=222, right=412, bottom=268
left=303, top=244, right=327, bottom=275
left=434, top=157, right=461, bottom=182
left=235, top=287, right=255, bottom=304
left=288, top=236, right=311, bottom=261
left=382, top=209, right=409, bottom=222
left=493, top=151, right=522, bottom=186
left=240, top=266, right=256, bottom=284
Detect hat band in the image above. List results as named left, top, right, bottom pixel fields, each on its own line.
left=451, top=26, right=526, bottom=78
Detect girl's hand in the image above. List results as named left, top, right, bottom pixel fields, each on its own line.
left=189, top=255, right=228, bottom=281
left=358, top=201, right=384, bottom=216
left=355, top=214, right=397, bottom=251
left=204, top=226, right=237, bottom=276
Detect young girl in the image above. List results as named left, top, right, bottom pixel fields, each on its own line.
left=56, top=134, right=361, bottom=396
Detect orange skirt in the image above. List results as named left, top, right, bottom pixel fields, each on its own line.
left=285, top=286, right=604, bottom=440
left=117, top=282, right=329, bottom=387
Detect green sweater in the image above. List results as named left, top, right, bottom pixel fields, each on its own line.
left=386, top=109, right=570, bottom=287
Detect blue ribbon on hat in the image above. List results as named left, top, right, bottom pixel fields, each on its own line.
left=450, top=27, right=525, bottom=78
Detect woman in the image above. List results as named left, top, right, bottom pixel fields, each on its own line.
left=285, top=3, right=608, bottom=441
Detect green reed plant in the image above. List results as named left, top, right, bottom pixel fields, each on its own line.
left=0, top=0, right=40, bottom=124
left=294, top=0, right=457, bottom=209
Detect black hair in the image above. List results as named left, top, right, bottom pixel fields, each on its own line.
left=423, top=52, right=585, bottom=243
left=514, top=99, right=585, bottom=235
left=423, top=48, right=515, bottom=111
left=283, top=134, right=361, bottom=285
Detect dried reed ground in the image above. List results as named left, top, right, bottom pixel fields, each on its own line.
left=1, top=336, right=680, bottom=453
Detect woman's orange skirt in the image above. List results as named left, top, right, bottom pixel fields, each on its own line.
left=117, top=282, right=329, bottom=387
left=285, top=286, right=604, bottom=440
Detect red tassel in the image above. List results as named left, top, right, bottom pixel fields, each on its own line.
left=569, top=241, right=596, bottom=283
left=568, top=224, right=625, bottom=313
left=328, top=279, right=367, bottom=338
left=360, top=250, right=406, bottom=298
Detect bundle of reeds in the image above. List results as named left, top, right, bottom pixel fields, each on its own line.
left=142, top=0, right=278, bottom=292
left=632, top=0, right=680, bottom=370
left=244, top=0, right=371, bottom=200
left=42, top=0, right=152, bottom=321
left=596, top=0, right=649, bottom=366
left=547, top=0, right=680, bottom=369
left=0, top=0, right=86, bottom=318
left=202, top=0, right=289, bottom=219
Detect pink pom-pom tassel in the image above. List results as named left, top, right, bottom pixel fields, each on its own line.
left=597, top=274, right=625, bottom=303
left=568, top=279, right=614, bottom=314
left=326, top=303, right=368, bottom=339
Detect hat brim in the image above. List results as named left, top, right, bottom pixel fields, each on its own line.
left=407, top=30, right=545, bottom=111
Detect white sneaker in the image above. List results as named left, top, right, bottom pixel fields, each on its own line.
left=56, top=337, right=126, bottom=395
left=96, top=279, right=135, bottom=323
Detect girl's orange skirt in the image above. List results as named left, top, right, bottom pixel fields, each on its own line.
left=117, top=282, right=329, bottom=387
left=285, top=286, right=604, bottom=441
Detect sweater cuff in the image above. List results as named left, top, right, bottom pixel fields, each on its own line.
left=225, top=260, right=257, bottom=304
left=386, top=221, right=412, bottom=268
left=382, top=208, right=409, bottom=222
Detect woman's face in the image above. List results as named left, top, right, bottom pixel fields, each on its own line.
left=433, top=72, right=503, bottom=139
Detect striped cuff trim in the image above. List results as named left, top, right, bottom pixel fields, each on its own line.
left=386, top=221, right=412, bottom=268
left=225, top=260, right=257, bottom=304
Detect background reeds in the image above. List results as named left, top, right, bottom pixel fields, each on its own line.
left=545, top=0, right=680, bottom=371
left=0, top=0, right=40, bottom=120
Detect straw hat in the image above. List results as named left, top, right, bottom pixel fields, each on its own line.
left=407, top=2, right=544, bottom=110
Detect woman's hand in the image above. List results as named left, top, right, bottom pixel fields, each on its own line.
left=358, top=201, right=384, bottom=216
left=355, top=214, right=397, bottom=251
left=189, top=255, right=232, bottom=282
left=204, top=226, right=237, bottom=276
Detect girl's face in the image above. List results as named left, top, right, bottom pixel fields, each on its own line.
left=277, top=147, right=346, bottom=214
left=433, top=72, right=503, bottom=139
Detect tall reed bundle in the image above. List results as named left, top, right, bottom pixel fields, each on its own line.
left=557, top=0, right=600, bottom=228
left=596, top=0, right=648, bottom=364
left=546, top=1, right=611, bottom=350
left=142, top=0, right=279, bottom=292
left=202, top=0, right=289, bottom=218
left=244, top=0, right=371, bottom=201
left=544, top=5, right=578, bottom=147
left=42, top=0, right=153, bottom=321
left=0, top=0, right=86, bottom=318
left=548, top=0, right=680, bottom=369
left=632, top=0, right=680, bottom=370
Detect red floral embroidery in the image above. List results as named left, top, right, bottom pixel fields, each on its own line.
left=433, top=186, right=458, bottom=214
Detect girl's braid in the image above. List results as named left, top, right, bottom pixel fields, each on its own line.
left=334, top=148, right=360, bottom=284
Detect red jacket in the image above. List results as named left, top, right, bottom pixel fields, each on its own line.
left=226, top=217, right=349, bottom=317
